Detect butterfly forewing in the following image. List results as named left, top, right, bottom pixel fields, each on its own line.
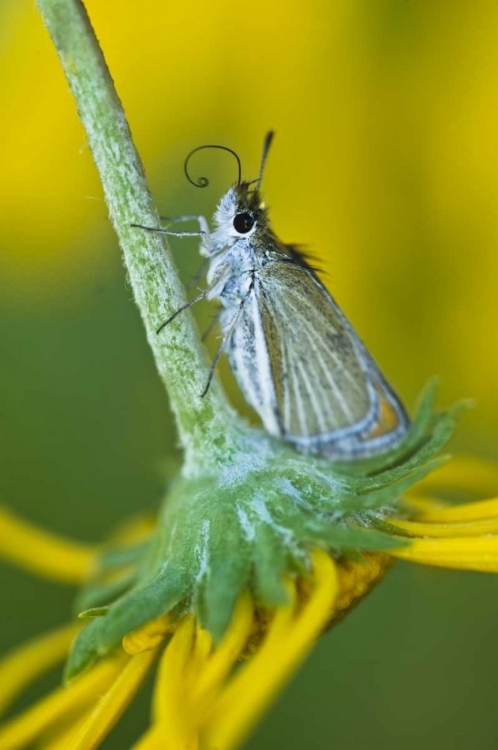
left=227, top=259, right=407, bottom=459
left=261, top=260, right=371, bottom=420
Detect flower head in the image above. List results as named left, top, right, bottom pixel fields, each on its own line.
left=1, top=382, right=498, bottom=749
left=2, top=3, right=497, bottom=748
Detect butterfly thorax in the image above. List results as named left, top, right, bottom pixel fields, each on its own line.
left=205, top=183, right=282, bottom=309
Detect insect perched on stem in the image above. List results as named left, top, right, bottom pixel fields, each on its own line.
left=133, top=132, right=409, bottom=460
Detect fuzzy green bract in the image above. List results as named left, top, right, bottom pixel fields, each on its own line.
left=66, top=380, right=461, bottom=679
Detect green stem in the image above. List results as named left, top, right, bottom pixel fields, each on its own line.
left=36, top=0, right=245, bottom=467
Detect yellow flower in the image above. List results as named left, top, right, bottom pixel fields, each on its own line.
left=0, top=456, right=497, bottom=750
left=2, top=3, right=497, bottom=748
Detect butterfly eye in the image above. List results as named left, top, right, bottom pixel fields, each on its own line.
left=233, top=212, right=255, bottom=234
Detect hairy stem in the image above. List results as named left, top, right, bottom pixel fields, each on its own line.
left=35, top=0, right=245, bottom=467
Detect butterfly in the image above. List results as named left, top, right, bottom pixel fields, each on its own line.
left=133, top=132, right=409, bottom=461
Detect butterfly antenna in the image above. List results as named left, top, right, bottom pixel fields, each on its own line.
left=184, top=144, right=242, bottom=188
left=256, top=130, right=275, bottom=189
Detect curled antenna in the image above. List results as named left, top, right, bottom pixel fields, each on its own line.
left=256, top=130, right=275, bottom=189
left=184, top=144, right=242, bottom=188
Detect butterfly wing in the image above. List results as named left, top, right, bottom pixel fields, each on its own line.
left=227, top=259, right=409, bottom=460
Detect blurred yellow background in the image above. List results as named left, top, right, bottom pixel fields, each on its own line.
left=1, top=2, right=497, bottom=749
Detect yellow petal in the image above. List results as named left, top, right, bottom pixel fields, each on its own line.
left=131, top=726, right=164, bottom=750
left=406, top=496, right=498, bottom=524
left=204, top=549, right=338, bottom=750
left=134, top=594, right=253, bottom=749
left=0, top=623, right=80, bottom=717
left=37, top=711, right=94, bottom=750
left=63, top=649, right=158, bottom=750
left=0, top=654, right=127, bottom=750
left=184, top=623, right=213, bottom=696
left=415, top=456, right=498, bottom=498
left=149, top=616, right=197, bottom=749
left=109, top=515, right=156, bottom=545
left=388, top=515, right=498, bottom=537
left=0, top=506, right=96, bottom=584
left=191, top=592, right=253, bottom=705
left=390, top=536, right=498, bottom=572
left=122, top=615, right=171, bottom=655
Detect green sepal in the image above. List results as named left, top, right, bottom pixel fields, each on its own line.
left=251, top=524, right=293, bottom=607
left=67, top=381, right=460, bottom=677
left=95, top=540, right=151, bottom=575
left=335, top=377, right=441, bottom=478
left=195, top=526, right=251, bottom=640
left=78, top=607, right=110, bottom=619
left=64, top=617, right=101, bottom=680
left=73, top=574, right=136, bottom=616
left=66, top=565, right=189, bottom=679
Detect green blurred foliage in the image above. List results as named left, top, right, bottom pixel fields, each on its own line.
left=0, top=1, right=497, bottom=748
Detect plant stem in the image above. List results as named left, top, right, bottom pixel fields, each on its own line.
left=36, top=0, right=243, bottom=466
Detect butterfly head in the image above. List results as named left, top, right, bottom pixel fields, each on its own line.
left=212, top=182, right=269, bottom=245
left=184, top=131, right=275, bottom=251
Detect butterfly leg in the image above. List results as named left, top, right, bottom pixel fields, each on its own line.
left=187, top=257, right=209, bottom=290
left=131, top=224, right=204, bottom=238
left=131, top=216, right=214, bottom=254
left=201, top=298, right=246, bottom=397
left=159, top=214, right=210, bottom=235
left=156, top=290, right=207, bottom=334
left=156, top=274, right=226, bottom=334
left=161, top=215, right=214, bottom=256
left=201, top=311, right=221, bottom=342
